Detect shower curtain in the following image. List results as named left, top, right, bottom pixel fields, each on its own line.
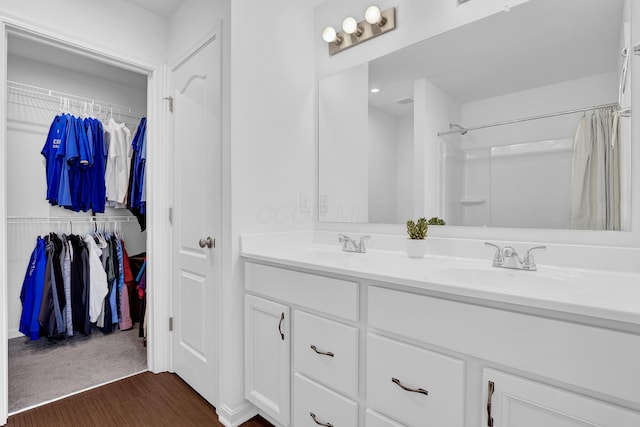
left=569, top=107, right=620, bottom=230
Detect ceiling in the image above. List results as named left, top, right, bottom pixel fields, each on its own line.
left=368, top=0, right=625, bottom=117
left=122, top=0, right=186, bottom=19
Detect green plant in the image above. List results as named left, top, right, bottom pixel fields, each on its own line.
left=406, top=217, right=428, bottom=239
left=427, top=217, right=446, bottom=226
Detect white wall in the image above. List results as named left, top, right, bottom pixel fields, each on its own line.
left=396, top=115, right=413, bottom=222
left=0, top=0, right=166, bottom=67
left=369, top=107, right=398, bottom=223
left=414, top=78, right=461, bottom=220
left=319, top=64, right=368, bottom=222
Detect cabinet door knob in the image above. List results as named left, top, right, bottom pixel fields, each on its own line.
left=487, top=381, right=495, bottom=427
left=310, top=412, right=333, bottom=427
left=391, top=377, right=428, bottom=396
left=278, top=312, right=285, bottom=340
left=310, top=345, right=334, bottom=357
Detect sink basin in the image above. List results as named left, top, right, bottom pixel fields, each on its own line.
left=426, top=265, right=579, bottom=292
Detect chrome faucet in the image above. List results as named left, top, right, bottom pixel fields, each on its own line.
left=484, top=242, right=546, bottom=271
left=338, top=234, right=370, bottom=253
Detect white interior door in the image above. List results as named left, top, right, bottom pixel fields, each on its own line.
left=171, top=33, right=221, bottom=406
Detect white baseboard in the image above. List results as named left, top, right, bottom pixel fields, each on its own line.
left=8, top=328, right=21, bottom=339
left=217, top=401, right=258, bottom=427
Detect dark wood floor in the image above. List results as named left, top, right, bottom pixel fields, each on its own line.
left=7, top=371, right=273, bottom=427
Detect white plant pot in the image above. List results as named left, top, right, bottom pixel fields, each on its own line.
left=405, top=238, right=427, bottom=258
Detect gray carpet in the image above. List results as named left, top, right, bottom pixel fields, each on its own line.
left=8, top=327, right=147, bottom=413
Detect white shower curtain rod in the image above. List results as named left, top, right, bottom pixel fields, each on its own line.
left=437, top=102, right=627, bottom=136
left=6, top=80, right=146, bottom=120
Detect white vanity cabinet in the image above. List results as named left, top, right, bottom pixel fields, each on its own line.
left=243, top=259, right=640, bottom=427
left=244, top=294, right=291, bottom=426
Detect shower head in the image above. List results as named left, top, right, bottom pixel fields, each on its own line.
left=449, top=123, right=468, bottom=135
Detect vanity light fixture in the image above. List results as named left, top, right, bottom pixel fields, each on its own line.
left=322, top=26, right=343, bottom=45
left=322, top=6, right=396, bottom=55
left=342, top=17, right=363, bottom=37
left=365, top=6, right=386, bottom=26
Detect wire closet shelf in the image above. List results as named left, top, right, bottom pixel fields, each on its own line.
left=6, top=80, right=146, bottom=122
left=437, top=102, right=631, bottom=136
left=7, top=215, right=137, bottom=224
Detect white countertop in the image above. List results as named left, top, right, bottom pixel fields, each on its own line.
left=240, top=231, right=640, bottom=326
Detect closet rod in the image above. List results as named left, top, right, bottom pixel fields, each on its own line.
left=6, top=80, right=146, bottom=119
left=437, top=102, right=623, bottom=136
left=7, top=216, right=136, bottom=224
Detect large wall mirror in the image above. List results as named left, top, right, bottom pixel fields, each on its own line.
left=318, top=0, right=632, bottom=231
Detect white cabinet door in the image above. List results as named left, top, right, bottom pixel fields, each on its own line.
left=484, top=369, right=640, bottom=427
left=245, top=295, right=290, bottom=426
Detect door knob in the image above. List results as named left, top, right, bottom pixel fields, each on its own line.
left=198, top=237, right=214, bottom=248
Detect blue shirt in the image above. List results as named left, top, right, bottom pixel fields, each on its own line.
left=19, top=237, right=47, bottom=340
left=41, top=115, right=69, bottom=205
left=86, top=118, right=107, bottom=213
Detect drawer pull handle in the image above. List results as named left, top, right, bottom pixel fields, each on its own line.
left=278, top=312, right=285, bottom=341
left=392, top=377, right=428, bottom=396
left=310, top=345, right=334, bottom=357
left=487, top=381, right=495, bottom=427
left=310, top=412, right=333, bottom=427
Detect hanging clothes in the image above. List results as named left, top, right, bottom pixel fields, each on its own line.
left=41, top=115, right=70, bottom=206
left=127, top=118, right=147, bottom=231
left=19, top=237, right=47, bottom=340
left=104, top=118, right=132, bottom=208
left=86, top=118, right=108, bottom=213
left=19, top=230, right=137, bottom=340
left=84, top=235, right=109, bottom=323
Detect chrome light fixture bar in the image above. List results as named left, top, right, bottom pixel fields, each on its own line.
left=322, top=6, right=396, bottom=56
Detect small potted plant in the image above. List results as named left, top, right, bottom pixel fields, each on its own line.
left=427, top=217, right=446, bottom=226
left=405, top=217, right=428, bottom=258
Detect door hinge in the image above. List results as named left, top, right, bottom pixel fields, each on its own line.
left=169, top=207, right=173, bottom=225
left=163, top=96, right=174, bottom=113
left=169, top=317, right=174, bottom=331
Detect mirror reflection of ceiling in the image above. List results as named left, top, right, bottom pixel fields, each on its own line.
left=368, top=0, right=623, bottom=117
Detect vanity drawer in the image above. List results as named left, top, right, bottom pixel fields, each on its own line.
left=245, top=262, right=358, bottom=321
left=294, top=310, right=359, bottom=397
left=365, top=409, right=405, bottom=427
left=293, top=373, right=358, bottom=427
left=366, top=333, right=465, bottom=427
left=368, top=286, right=640, bottom=404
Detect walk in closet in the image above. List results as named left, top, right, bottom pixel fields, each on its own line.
left=5, top=32, right=150, bottom=413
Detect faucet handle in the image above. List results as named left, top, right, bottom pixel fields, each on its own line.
left=358, top=235, right=371, bottom=252
left=523, top=245, right=546, bottom=270
left=484, top=242, right=503, bottom=266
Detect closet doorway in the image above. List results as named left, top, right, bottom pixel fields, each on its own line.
left=3, top=29, right=154, bottom=415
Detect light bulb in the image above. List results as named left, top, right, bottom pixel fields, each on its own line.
left=365, top=5, right=385, bottom=26
left=322, top=26, right=338, bottom=43
left=342, top=17, right=358, bottom=35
